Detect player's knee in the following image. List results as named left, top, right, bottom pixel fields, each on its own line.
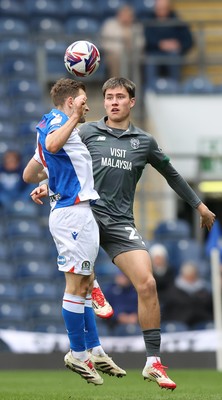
left=137, top=275, right=157, bottom=299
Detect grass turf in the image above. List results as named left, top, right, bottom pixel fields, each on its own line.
left=1, top=369, right=222, bottom=400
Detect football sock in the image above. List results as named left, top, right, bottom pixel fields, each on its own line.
left=84, top=296, right=101, bottom=350
left=142, top=328, right=161, bottom=357
left=145, top=356, right=161, bottom=367
left=93, top=278, right=100, bottom=289
left=62, top=293, right=86, bottom=352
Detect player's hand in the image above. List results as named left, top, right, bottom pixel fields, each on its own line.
left=30, top=184, right=48, bottom=205
left=197, top=203, right=216, bottom=231
left=73, top=94, right=87, bottom=115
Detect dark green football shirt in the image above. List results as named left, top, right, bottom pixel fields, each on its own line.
left=79, top=117, right=201, bottom=222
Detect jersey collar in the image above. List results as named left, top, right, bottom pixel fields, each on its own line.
left=97, top=117, right=139, bottom=136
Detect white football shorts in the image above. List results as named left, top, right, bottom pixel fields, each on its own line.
left=49, top=202, right=99, bottom=275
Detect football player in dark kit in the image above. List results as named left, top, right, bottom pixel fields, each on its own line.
left=78, top=77, right=215, bottom=390
left=28, top=77, right=215, bottom=391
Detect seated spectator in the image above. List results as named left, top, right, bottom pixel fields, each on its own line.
left=162, top=261, right=213, bottom=329
left=144, top=0, right=193, bottom=89
left=0, top=149, right=31, bottom=210
left=103, top=270, right=140, bottom=335
left=100, top=5, right=145, bottom=78
left=149, top=243, right=175, bottom=308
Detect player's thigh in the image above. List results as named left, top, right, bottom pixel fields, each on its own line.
left=114, top=249, right=153, bottom=288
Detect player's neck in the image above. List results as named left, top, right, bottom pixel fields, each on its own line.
left=106, top=118, right=130, bottom=131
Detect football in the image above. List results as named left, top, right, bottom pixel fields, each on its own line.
left=64, top=40, right=100, bottom=77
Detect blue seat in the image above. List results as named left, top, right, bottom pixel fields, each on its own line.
left=132, top=0, right=154, bottom=19
left=12, top=99, right=45, bottom=122
left=0, top=302, right=26, bottom=322
left=16, top=260, right=55, bottom=281
left=65, top=17, right=100, bottom=36
left=150, top=78, right=181, bottom=94
left=2, top=58, right=37, bottom=78
left=62, top=0, right=98, bottom=18
left=0, top=101, right=12, bottom=120
left=0, top=0, right=27, bottom=17
left=7, top=200, right=39, bottom=218
left=0, top=282, right=19, bottom=301
left=97, top=0, right=126, bottom=19
left=154, top=219, right=191, bottom=240
left=0, top=82, right=7, bottom=97
left=10, top=238, right=50, bottom=260
left=27, top=301, right=62, bottom=320
left=31, top=321, right=65, bottom=334
left=0, top=262, right=14, bottom=281
left=0, top=242, right=9, bottom=261
left=31, top=16, right=64, bottom=34
left=0, top=121, right=17, bottom=139
left=26, top=0, right=64, bottom=18
left=161, top=321, right=189, bottom=333
left=20, top=282, right=58, bottom=301
left=17, top=120, right=39, bottom=138
left=6, top=219, right=42, bottom=239
left=7, top=79, right=42, bottom=99
left=0, top=38, right=33, bottom=57
left=0, top=17, right=29, bottom=36
left=182, top=75, right=214, bottom=94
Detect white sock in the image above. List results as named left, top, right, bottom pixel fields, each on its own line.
left=91, top=345, right=106, bottom=357
left=145, top=356, right=161, bottom=367
left=71, top=350, right=89, bottom=362
left=93, top=279, right=100, bottom=289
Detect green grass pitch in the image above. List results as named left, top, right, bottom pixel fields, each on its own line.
left=1, top=369, right=222, bottom=400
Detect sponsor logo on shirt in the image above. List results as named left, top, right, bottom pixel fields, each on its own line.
left=97, top=136, right=106, bottom=141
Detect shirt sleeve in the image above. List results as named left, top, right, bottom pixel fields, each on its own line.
left=148, top=136, right=201, bottom=209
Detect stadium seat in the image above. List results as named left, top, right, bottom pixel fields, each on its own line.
left=161, top=321, right=189, bottom=333
left=0, top=17, right=29, bottom=36
left=26, top=0, right=64, bottom=18
left=0, top=82, right=7, bottom=97
left=154, top=219, right=191, bottom=240
left=0, top=0, right=27, bottom=18
left=132, top=0, right=154, bottom=19
left=7, top=200, right=39, bottom=218
left=10, top=238, right=50, bottom=260
left=0, top=282, right=19, bottom=301
left=0, top=121, right=17, bottom=139
left=6, top=219, right=42, bottom=239
left=31, top=16, right=65, bottom=35
left=0, top=262, right=14, bottom=281
left=0, top=242, right=9, bottom=261
left=2, top=58, right=37, bottom=79
left=27, top=301, right=62, bottom=320
left=62, top=0, right=98, bottom=18
left=97, top=0, right=127, bottom=19
left=16, top=260, right=55, bottom=281
left=0, top=38, right=33, bottom=57
left=0, top=101, right=12, bottom=120
left=150, top=78, right=181, bottom=94
left=7, top=79, right=42, bottom=100
left=12, top=99, right=46, bottom=122
left=182, top=75, right=214, bottom=94
left=31, top=321, right=65, bottom=334
left=65, top=17, right=100, bottom=36
left=20, top=282, right=58, bottom=301
left=0, top=302, right=26, bottom=322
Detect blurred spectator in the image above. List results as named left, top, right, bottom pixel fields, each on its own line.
left=104, top=270, right=140, bottom=335
left=144, top=0, right=193, bottom=89
left=0, top=150, right=31, bottom=210
left=100, top=5, right=145, bottom=78
left=149, top=243, right=175, bottom=308
left=162, top=261, right=213, bottom=329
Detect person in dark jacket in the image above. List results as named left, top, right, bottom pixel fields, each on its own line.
left=144, top=0, right=193, bottom=89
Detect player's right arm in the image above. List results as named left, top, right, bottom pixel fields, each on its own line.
left=23, top=157, right=47, bottom=184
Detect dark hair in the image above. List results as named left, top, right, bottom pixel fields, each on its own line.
left=50, top=78, right=86, bottom=107
left=102, top=77, right=136, bottom=98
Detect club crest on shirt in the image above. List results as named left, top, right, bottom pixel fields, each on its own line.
left=82, top=261, right=90, bottom=271
left=130, top=138, right=140, bottom=149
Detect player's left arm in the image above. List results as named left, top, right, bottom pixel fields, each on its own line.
left=23, top=156, right=47, bottom=184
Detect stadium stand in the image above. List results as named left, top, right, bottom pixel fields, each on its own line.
left=0, top=0, right=220, bottom=335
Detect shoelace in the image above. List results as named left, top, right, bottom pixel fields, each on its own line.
left=92, top=288, right=105, bottom=306
left=152, top=361, right=168, bottom=377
